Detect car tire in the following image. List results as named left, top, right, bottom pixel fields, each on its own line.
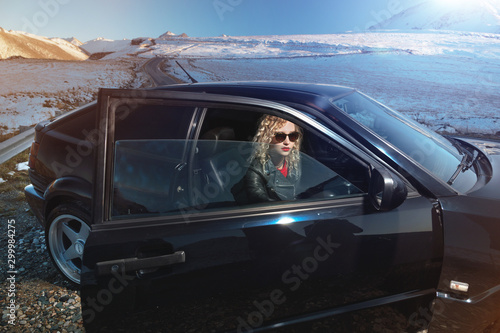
left=46, top=202, right=91, bottom=285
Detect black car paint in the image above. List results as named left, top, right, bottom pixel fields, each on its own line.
left=26, top=102, right=98, bottom=225
left=83, top=196, right=441, bottom=331
left=429, top=141, right=500, bottom=332
left=24, top=82, right=500, bottom=331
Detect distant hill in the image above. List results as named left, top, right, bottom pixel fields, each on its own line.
left=0, top=28, right=88, bottom=60
left=370, top=0, right=500, bottom=33
left=78, top=30, right=190, bottom=60
left=158, top=31, right=188, bottom=39
left=80, top=37, right=139, bottom=59
left=63, top=37, right=84, bottom=47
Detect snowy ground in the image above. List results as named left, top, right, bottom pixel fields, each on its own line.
left=1, top=30, right=499, bottom=136
left=0, top=58, right=148, bottom=136
left=157, top=31, right=500, bottom=135
left=170, top=54, right=499, bottom=134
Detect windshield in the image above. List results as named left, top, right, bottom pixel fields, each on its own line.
left=330, top=92, right=477, bottom=191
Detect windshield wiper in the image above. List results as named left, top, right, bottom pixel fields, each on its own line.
left=447, top=148, right=478, bottom=185
left=446, top=136, right=466, bottom=155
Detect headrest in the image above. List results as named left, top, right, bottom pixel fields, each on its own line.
left=199, top=127, right=235, bottom=157
left=201, top=127, right=235, bottom=141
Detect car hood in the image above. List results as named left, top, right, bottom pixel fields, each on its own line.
left=461, top=138, right=500, bottom=199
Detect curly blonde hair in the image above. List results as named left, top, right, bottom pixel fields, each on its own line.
left=251, top=115, right=302, bottom=172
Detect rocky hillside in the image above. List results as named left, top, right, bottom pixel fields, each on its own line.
left=0, top=28, right=88, bottom=60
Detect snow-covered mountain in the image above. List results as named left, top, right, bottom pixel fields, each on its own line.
left=0, top=28, right=88, bottom=60
left=80, top=30, right=191, bottom=59
left=158, top=31, right=188, bottom=39
left=63, top=37, right=84, bottom=47
left=370, top=0, right=500, bottom=33
left=80, top=37, right=136, bottom=55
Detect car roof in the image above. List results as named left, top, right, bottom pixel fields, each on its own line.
left=153, top=81, right=356, bottom=101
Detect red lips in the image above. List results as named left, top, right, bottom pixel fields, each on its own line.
left=282, top=148, right=290, bottom=152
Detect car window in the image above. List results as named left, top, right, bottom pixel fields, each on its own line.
left=110, top=102, right=195, bottom=218
left=114, top=103, right=195, bottom=141
left=110, top=107, right=369, bottom=220
left=111, top=140, right=366, bottom=218
left=112, top=140, right=190, bottom=216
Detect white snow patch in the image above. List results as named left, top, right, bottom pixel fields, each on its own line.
left=0, top=58, right=148, bottom=135
left=16, top=161, right=29, bottom=171
left=81, top=38, right=135, bottom=55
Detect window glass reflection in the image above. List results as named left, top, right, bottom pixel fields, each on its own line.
left=112, top=140, right=365, bottom=219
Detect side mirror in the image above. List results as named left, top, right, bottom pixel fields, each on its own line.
left=369, top=168, right=407, bottom=211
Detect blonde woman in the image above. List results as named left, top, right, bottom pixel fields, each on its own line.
left=232, top=115, right=303, bottom=203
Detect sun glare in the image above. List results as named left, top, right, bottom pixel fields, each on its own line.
left=277, top=217, right=295, bottom=225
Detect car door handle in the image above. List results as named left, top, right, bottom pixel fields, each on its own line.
left=96, top=251, right=186, bottom=276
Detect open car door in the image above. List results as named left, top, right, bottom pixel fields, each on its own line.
left=81, top=88, right=443, bottom=332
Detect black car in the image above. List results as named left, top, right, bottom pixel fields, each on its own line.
left=25, top=81, right=500, bottom=332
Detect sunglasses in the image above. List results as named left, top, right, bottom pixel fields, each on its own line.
left=273, top=131, right=301, bottom=143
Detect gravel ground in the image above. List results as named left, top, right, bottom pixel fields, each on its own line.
left=0, top=154, right=84, bottom=332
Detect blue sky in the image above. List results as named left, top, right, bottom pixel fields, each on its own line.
left=1, top=0, right=408, bottom=42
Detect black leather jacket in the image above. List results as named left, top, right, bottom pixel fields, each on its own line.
left=232, top=159, right=300, bottom=204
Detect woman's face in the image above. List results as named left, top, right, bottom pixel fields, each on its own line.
left=269, top=121, right=297, bottom=159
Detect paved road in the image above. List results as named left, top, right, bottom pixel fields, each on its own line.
left=0, top=57, right=179, bottom=164
left=143, top=57, right=180, bottom=86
